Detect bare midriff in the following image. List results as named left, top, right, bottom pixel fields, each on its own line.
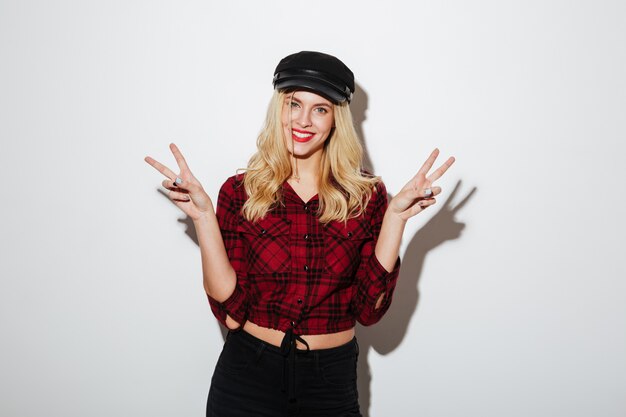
left=243, top=321, right=355, bottom=350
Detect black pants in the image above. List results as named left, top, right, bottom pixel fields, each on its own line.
left=207, top=330, right=362, bottom=417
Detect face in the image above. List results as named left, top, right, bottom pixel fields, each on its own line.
left=281, top=90, right=335, bottom=160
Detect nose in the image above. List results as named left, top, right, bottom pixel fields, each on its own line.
left=294, top=109, right=312, bottom=128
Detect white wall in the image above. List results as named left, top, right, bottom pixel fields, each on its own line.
left=1, top=1, right=625, bottom=416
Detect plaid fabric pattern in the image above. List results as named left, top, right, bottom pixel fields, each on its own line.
left=207, top=174, right=401, bottom=335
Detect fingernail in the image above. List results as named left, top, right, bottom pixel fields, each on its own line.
left=175, top=177, right=183, bottom=185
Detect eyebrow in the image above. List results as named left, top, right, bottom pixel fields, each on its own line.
left=288, top=96, right=332, bottom=108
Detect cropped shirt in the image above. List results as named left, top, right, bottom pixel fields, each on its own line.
left=207, top=174, right=401, bottom=335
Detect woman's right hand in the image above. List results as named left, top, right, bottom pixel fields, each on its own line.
left=145, top=143, right=213, bottom=221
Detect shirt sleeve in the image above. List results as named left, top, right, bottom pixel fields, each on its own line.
left=206, top=176, right=249, bottom=328
left=352, top=180, right=401, bottom=326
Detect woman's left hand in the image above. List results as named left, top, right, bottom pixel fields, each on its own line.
left=388, top=148, right=455, bottom=221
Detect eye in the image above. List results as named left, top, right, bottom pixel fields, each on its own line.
left=290, top=101, right=301, bottom=108
left=314, top=107, right=328, bottom=114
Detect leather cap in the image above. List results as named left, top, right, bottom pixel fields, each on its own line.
left=273, top=51, right=355, bottom=104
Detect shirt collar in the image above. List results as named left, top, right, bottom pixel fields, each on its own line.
left=282, top=181, right=319, bottom=205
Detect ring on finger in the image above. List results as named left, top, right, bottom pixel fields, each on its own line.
left=423, top=188, right=432, bottom=198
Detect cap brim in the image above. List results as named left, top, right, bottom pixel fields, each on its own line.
left=274, top=79, right=348, bottom=104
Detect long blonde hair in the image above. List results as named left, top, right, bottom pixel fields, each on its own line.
left=242, top=90, right=380, bottom=223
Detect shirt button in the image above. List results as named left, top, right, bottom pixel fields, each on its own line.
left=304, top=265, right=309, bottom=271
left=291, top=321, right=296, bottom=327
left=297, top=298, right=303, bottom=304
left=304, top=234, right=309, bottom=240
left=260, top=229, right=267, bottom=235
left=347, top=232, right=353, bottom=238
left=303, top=204, right=309, bottom=211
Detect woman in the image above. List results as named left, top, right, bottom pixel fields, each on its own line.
left=145, top=51, right=455, bottom=417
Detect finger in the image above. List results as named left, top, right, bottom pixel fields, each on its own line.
left=168, top=190, right=191, bottom=201
left=427, top=156, right=456, bottom=183
left=397, top=184, right=441, bottom=203
left=162, top=177, right=187, bottom=189
left=169, top=143, right=191, bottom=172
left=402, top=198, right=435, bottom=218
left=422, top=186, right=442, bottom=198
left=168, top=176, right=201, bottom=193
left=144, top=156, right=178, bottom=180
left=413, top=148, right=440, bottom=180
left=401, top=201, right=425, bottom=219
left=403, top=186, right=433, bottom=199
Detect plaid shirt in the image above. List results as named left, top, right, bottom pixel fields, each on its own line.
left=208, top=174, right=401, bottom=335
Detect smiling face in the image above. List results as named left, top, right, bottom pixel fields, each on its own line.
left=281, top=90, right=335, bottom=160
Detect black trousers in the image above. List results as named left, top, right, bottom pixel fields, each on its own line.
left=206, top=330, right=362, bottom=417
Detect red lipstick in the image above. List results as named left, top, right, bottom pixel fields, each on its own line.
left=291, top=128, right=315, bottom=143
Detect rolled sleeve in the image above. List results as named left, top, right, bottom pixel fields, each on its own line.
left=354, top=253, right=400, bottom=325
left=208, top=283, right=247, bottom=326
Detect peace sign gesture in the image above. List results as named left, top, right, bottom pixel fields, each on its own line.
left=388, top=149, right=456, bottom=221
left=144, top=143, right=213, bottom=220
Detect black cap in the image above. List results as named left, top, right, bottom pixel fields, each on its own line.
left=273, top=51, right=355, bottom=104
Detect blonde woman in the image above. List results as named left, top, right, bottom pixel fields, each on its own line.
left=145, top=51, right=455, bottom=417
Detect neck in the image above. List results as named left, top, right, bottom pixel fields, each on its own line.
left=290, top=152, right=322, bottom=182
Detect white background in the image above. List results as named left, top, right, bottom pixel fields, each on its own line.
left=1, top=1, right=625, bottom=416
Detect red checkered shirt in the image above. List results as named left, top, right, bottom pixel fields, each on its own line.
left=207, top=174, right=401, bottom=335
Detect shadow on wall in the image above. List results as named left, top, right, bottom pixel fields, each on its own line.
left=354, top=183, right=475, bottom=416
left=351, top=83, right=477, bottom=417
left=159, top=82, right=477, bottom=416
